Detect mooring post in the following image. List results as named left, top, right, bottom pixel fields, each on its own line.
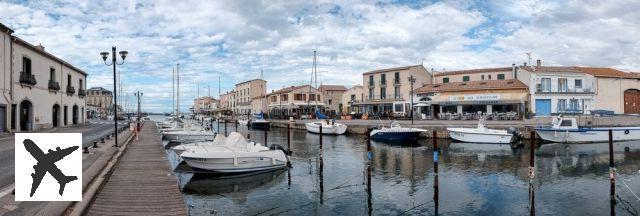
left=264, top=127, right=268, bottom=147
left=224, top=119, right=228, bottom=136
left=319, top=124, right=324, bottom=205
left=217, top=118, right=220, bottom=133
left=529, top=130, right=536, bottom=216
left=93, top=141, right=98, bottom=148
left=235, top=120, right=238, bottom=130
left=101, top=137, right=105, bottom=143
left=319, top=124, right=323, bottom=151
left=366, top=128, right=372, bottom=161
left=287, top=123, right=291, bottom=155
left=83, top=146, right=89, bottom=153
left=432, top=130, right=438, bottom=172
left=609, top=129, right=616, bottom=210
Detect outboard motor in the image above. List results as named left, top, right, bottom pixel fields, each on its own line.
left=507, top=127, right=524, bottom=146
left=269, top=144, right=292, bottom=155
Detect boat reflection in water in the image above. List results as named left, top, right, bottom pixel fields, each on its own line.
left=181, top=169, right=286, bottom=204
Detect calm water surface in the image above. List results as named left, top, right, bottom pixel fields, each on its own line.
left=154, top=116, right=640, bottom=215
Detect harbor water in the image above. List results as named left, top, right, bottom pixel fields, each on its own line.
left=156, top=116, right=640, bottom=215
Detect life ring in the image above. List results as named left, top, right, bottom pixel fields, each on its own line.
left=624, top=130, right=630, bottom=135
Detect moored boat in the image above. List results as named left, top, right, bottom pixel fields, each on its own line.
left=447, top=119, right=515, bottom=144
left=250, top=113, right=270, bottom=130
left=370, top=121, right=427, bottom=141
left=305, top=119, right=347, bottom=135
left=536, top=116, right=640, bottom=143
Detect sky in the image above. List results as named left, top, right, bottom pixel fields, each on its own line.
left=1, top=0, right=639, bottom=112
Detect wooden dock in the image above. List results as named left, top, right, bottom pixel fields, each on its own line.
left=86, top=123, right=186, bottom=215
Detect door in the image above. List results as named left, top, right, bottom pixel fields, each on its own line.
left=624, top=89, right=640, bottom=114
left=52, top=105, right=59, bottom=127
left=0, top=107, right=5, bottom=132
left=20, top=100, right=32, bottom=131
left=535, top=99, right=551, bottom=116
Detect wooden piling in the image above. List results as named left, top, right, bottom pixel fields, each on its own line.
left=287, top=123, right=291, bottom=155
left=609, top=129, right=616, bottom=211
left=224, top=119, right=228, bottom=136
left=529, top=130, right=536, bottom=216
left=432, top=130, right=439, bottom=214
left=319, top=124, right=323, bottom=150
left=264, top=127, right=268, bottom=147
left=319, top=124, right=324, bottom=205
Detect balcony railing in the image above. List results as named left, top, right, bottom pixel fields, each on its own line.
left=535, top=87, right=594, bottom=94
left=66, top=85, right=75, bottom=95
left=367, top=94, right=404, bottom=101
left=236, top=101, right=251, bottom=106
left=78, top=89, right=86, bottom=97
left=48, top=80, right=60, bottom=91
left=368, top=82, right=375, bottom=88
left=393, top=79, right=400, bottom=85
left=19, top=72, right=37, bottom=86
left=379, top=80, right=387, bottom=86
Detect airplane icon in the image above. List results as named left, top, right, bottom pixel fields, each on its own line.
left=23, top=139, right=79, bottom=197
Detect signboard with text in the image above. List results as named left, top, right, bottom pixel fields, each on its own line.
left=449, top=94, right=500, bottom=102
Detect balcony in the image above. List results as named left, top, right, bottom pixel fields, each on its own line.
left=535, top=87, right=594, bottom=94
left=48, top=80, right=60, bottom=91
left=78, top=89, right=86, bottom=98
left=379, top=80, right=387, bottom=87
left=19, top=72, right=37, bottom=86
left=368, top=82, right=375, bottom=88
left=367, top=94, right=404, bottom=102
left=66, top=85, right=75, bottom=95
left=393, top=79, right=401, bottom=85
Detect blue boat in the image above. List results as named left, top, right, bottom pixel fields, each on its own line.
left=370, top=122, right=427, bottom=142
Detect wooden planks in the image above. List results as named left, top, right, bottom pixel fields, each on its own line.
left=86, top=123, right=186, bottom=216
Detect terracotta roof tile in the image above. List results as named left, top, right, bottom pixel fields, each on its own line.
left=523, top=66, right=640, bottom=78
left=415, top=79, right=528, bottom=94
left=319, top=85, right=347, bottom=91
left=267, top=85, right=316, bottom=96
left=363, top=64, right=425, bottom=75
left=434, top=67, right=512, bottom=76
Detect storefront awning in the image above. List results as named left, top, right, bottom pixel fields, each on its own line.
left=430, top=92, right=528, bottom=105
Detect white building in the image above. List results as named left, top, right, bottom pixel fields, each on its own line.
left=1, top=23, right=87, bottom=132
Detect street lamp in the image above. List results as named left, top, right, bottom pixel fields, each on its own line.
left=408, top=75, right=416, bottom=125
left=100, top=46, right=128, bottom=147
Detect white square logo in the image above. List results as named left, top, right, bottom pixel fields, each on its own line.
left=14, top=133, right=82, bottom=201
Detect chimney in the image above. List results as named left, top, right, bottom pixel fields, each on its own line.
left=536, top=59, right=541, bottom=68
left=35, top=43, right=45, bottom=51
left=523, top=62, right=527, bottom=67
left=512, top=63, right=517, bottom=79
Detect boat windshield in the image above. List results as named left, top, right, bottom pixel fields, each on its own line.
left=390, top=121, right=401, bottom=128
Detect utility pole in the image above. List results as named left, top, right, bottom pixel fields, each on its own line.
left=408, top=75, right=416, bottom=125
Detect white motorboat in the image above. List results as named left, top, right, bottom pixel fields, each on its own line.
left=238, top=116, right=250, bottom=126
left=536, top=116, right=640, bottom=143
left=158, top=117, right=177, bottom=129
left=447, top=119, right=515, bottom=144
left=305, top=120, right=347, bottom=135
left=172, top=133, right=227, bottom=155
left=370, top=121, right=427, bottom=142
left=179, top=132, right=288, bottom=173
left=162, top=127, right=215, bottom=142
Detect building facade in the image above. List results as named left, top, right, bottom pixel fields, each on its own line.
left=354, top=65, right=432, bottom=117
left=266, top=85, right=324, bottom=118
left=434, top=66, right=516, bottom=84
left=581, top=67, right=640, bottom=114
left=234, top=79, right=266, bottom=115
left=319, top=85, right=347, bottom=116
left=1, top=26, right=87, bottom=131
left=86, top=87, right=112, bottom=118
left=193, top=96, right=219, bottom=114
left=340, top=85, right=364, bottom=114
left=0, top=23, right=12, bottom=132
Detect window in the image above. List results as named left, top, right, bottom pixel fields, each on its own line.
left=481, top=75, right=485, bottom=80
left=67, top=74, right=71, bottom=86
left=271, top=96, right=277, bottom=102
left=280, top=94, right=288, bottom=101
left=394, top=72, right=400, bottom=84
left=557, top=99, right=567, bottom=111
left=443, top=77, right=449, bottom=83
left=369, top=88, right=374, bottom=99
left=79, top=79, right=83, bottom=89
left=328, top=99, right=332, bottom=105
left=50, top=68, right=55, bottom=81
left=394, top=103, right=404, bottom=112
left=380, top=87, right=386, bottom=99
left=463, top=76, right=470, bottom=82
left=560, top=120, right=572, bottom=127
left=569, top=99, right=579, bottom=112
left=541, top=78, right=551, bottom=92
left=294, top=94, right=304, bottom=101
left=309, top=94, right=316, bottom=101
left=380, top=74, right=386, bottom=85
left=394, top=86, right=400, bottom=99
left=23, top=57, right=31, bottom=75
left=575, top=79, right=582, bottom=88
left=558, top=78, right=568, bottom=92
left=350, top=94, right=356, bottom=102
left=369, top=75, right=374, bottom=86
left=497, top=74, right=505, bottom=80
left=488, top=75, right=492, bottom=80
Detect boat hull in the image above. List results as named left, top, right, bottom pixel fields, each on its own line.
left=448, top=129, right=513, bottom=144
left=536, top=127, right=640, bottom=143
left=370, top=131, right=423, bottom=141
left=182, top=155, right=287, bottom=173
left=250, top=122, right=270, bottom=130
left=305, top=122, right=347, bottom=135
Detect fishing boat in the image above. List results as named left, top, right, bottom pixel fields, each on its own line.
left=179, top=132, right=288, bottom=173
left=250, top=113, right=270, bottom=130
left=536, top=116, right=640, bottom=143
left=305, top=111, right=347, bottom=135
left=370, top=121, right=427, bottom=141
left=447, top=119, right=516, bottom=144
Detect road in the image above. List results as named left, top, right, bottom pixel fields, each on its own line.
left=0, top=120, right=129, bottom=191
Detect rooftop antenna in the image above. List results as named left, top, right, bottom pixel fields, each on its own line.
left=525, top=52, right=532, bottom=66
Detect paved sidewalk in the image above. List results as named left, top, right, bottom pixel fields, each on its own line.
left=86, top=123, right=186, bottom=215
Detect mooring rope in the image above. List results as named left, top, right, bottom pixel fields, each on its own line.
left=615, top=169, right=640, bottom=202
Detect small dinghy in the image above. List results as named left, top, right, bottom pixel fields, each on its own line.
left=370, top=121, right=427, bottom=141
left=447, top=119, right=516, bottom=144
left=179, top=132, right=288, bottom=173
left=306, top=119, right=347, bottom=135
left=536, top=116, right=640, bottom=143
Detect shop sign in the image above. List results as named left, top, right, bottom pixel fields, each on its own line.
left=449, top=94, right=500, bottom=101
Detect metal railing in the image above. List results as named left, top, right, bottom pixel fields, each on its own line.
left=366, top=94, right=404, bottom=101
left=78, top=89, right=86, bottom=97
left=66, top=85, right=76, bottom=95
left=48, top=80, right=60, bottom=91
left=20, top=72, right=37, bottom=85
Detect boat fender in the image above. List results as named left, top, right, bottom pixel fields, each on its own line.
left=233, top=152, right=238, bottom=166
left=272, top=151, right=276, bottom=165
left=625, top=130, right=630, bottom=135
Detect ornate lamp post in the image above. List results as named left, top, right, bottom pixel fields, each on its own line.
left=408, top=75, right=416, bottom=125
left=100, top=47, right=128, bottom=147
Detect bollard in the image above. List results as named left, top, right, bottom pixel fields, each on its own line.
left=319, top=124, right=323, bottom=150
left=101, top=137, right=105, bottom=143
left=93, top=141, right=98, bottom=148
left=83, top=146, right=89, bottom=153
left=224, top=120, right=228, bottom=137
left=264, top=127, right=268, bottom=147
left=235, top=120, right=238, bottom=130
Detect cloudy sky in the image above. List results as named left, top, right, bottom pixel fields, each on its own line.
left=1, top=0, right=639, bottom=112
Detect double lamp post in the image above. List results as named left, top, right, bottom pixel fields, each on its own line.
left=100, top=47, right=128, bottom=147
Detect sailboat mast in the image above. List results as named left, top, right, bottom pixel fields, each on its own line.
left=172, top=67, right=175, bottom=116
left=314, top=51, right=318, bottom=111
left=177, top=63, right=180, bottom=116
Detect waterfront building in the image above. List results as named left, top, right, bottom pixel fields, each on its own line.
left=354, top=65, right=432, bottom=117
left=250, top=95, right=267, bottom=115
left=414, top=79, right=529, bottom=119
left=193, top=96, right=218, bottom=115
left=266, top=85, right=324, bottom=119
left=340, top=85, right=364, bottom=115
left=589, top=68, right=640, bottom=114
left=0, top=23, right=87, bottom=131
left=86, top=87, right=113, bottom=118
left=233, top=79, right=266, bottom=115
left=434, top=66, right=516, bottom=84
left=319, top=85, right=347, bottom=116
